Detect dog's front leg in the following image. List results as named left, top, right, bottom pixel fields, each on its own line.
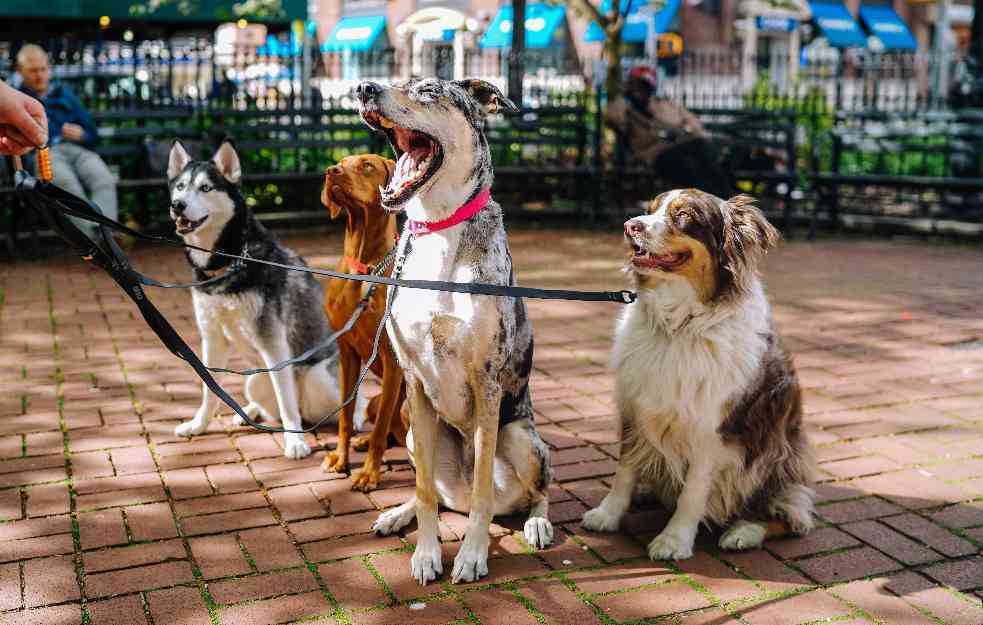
left=351, top=357, right=403, bottom=492
left=175, top=319, right=230, bottom=437
left=582, top=461, right=638, bottom=533
left=451, top=381, right=501, bottom=584
left=323, top=346, right=359, bottom=475
left=407, top=379, right=442, bottom=585
left=258, top=329, right=312, bottom=459
left=647, top=454, right=714, bottom=561
left=583, top=416, right=639, bottom=532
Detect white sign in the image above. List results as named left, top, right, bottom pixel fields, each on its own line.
left=336, top=27, right=374, bottom=41
left=498, top=17, right=548, bottom=33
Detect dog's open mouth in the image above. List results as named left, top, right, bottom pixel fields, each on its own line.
left=362, top=111, right=443, bottom=209
left=630, top=241, right=690, bottom=270
left=174, top=215, right=206, bottom=235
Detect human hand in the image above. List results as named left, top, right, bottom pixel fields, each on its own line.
left=62, top=122, right=85, bottom=143
left=0, top=81, right=48, bottom=155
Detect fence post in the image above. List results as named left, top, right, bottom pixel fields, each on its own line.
left=784, top=111, right=796, bottom=239
left=829, top=130, right=841, bottom=231
left=508, top=0, right=525, bottom=106
left=592, top=87, right=604, bottom=222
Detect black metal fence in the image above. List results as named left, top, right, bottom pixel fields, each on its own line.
left=2, top=36, right=981, bottom=246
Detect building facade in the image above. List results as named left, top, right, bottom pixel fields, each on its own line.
left=311, top=0, right=970, bottom=86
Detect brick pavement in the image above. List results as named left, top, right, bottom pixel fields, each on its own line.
left=0, top=230, right=981, bottom=625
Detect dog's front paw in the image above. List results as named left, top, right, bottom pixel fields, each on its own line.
left=411, top=542, right=443, bottom=585
left=282, top=434, right=312, bottom=459
left=719, top=521, right=766, bottom=552
left=582, top=506, right=621, bottom=533
left=373, top=506, right=414, bottom=536
left=350, top=466, right=380, bottom=492
left=174, top=418, right=208, bottom=438
left=321, top=449, right=348, bottom=473
left=352, top=434, right=371, bottom=452
left=524, top=517, right=554, bottom=549
left=647, top=530, right=694, bottom=561
left=451, top=544, right=489, bottom=584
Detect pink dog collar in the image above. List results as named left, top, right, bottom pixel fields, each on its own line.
left=407, top=188, right=491, bottom=236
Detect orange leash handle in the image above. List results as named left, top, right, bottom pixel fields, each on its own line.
left=37, top=145, right=52, bottom=182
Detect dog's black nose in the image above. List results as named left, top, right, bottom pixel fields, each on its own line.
left=171, top=200, right=187, bottom=215
left=625, top=219, right=644, bottom=236
left=354, top=81, right=382, bottom=102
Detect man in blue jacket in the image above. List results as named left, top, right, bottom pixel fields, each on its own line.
left=17, top=44, right=117, bottom=230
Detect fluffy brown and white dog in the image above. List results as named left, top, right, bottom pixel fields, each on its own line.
left=582, top=189, right=815, bottom=560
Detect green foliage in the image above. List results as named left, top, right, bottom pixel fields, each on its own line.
left=838, top=135, right=951, bottom=178
left=127, top=0, right=287, bottom=20
left=742, top=75, right=835, bottom=175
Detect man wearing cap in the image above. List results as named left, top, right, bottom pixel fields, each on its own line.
left=606, top=65, right=731, bottom=197
left=16, top=44, right=118, bottom=233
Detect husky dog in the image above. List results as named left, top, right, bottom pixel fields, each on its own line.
left=167, top=141, right=362, bottom=459
left=582, top=190, right=815, bottom=560
left=354, top=78, right=553, bottom=586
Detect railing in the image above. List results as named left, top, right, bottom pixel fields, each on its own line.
left=625, top=48, right=962, bottom=113
left=0, top=38, right=586, bottom=111
left=3, top=36, right=981, bottom=239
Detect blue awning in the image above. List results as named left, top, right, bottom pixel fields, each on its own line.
left=858, top=5, right=917, bottom=50
left=808, top=3, right=867, bottom=48
left=481, top=4, right=567, bottom=49
left=584, top=0, right=681, bottom=43
left=321, top=16, right=387, bottom=52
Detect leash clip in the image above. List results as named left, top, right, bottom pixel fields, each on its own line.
left=620, top=290, right=637, bottom=304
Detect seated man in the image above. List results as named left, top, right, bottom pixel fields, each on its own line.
left=606, top=65, right=732, bottom=198
left=17, top=44, right=117, bottom=232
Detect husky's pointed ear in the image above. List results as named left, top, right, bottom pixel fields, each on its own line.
left=212, top=140, right=242, bottom=184
left=167, top=140, right=192, bottom=181
left=454, top=79, right=519, bottom=116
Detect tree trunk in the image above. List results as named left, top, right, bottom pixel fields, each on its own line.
left=509, top=0, right=526, bottom=107
left=603, top=22, right=625, bottom=98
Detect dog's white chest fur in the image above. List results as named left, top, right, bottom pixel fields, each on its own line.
left=613, top=282, right=770, bottom=513
left=389, top=231, right=494, bottom=423
left=193, top=290, right=264, bottom=351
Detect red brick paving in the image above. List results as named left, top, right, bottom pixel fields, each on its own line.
left=1, top=233, right=983, bottom=624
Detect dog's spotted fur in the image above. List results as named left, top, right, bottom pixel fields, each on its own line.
left=582, top=189, right=815, bottom=560
left=355, top=78, right=553, bottom=585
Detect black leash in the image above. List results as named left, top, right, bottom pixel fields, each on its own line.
left=206, top=249, right=395, bottom=377
left=46, top=197, right=637, bottom=305
left=14, top=170, right=261, bottom=430
left=136, top=256, right=246, bottom=289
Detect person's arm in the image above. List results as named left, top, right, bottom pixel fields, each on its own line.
left=0, top=80, right=48, bottom=155
left=678, top=106, right=706, bottom=137
left=64, top=87, right=98, bottom=148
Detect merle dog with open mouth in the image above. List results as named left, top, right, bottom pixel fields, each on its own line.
left=355, top=78, right=554, bottom=585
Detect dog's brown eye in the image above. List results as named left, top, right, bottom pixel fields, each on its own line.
left=199, top=184, right=212, bottom=193
left=364, top=163, right=373, bottom=171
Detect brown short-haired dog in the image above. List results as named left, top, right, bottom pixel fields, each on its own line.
left=320, top=154, right=408, bottom=491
